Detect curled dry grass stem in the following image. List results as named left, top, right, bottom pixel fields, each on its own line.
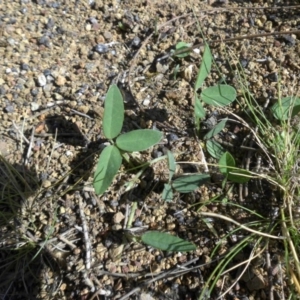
left=200, top=212, right=284, bottom=240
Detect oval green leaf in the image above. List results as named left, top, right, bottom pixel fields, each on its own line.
left=201, top=85, right=236, bottom=107
left=228, top=169, right=251, bottom=184
left=195, top=44, right=212, bottom=91
left=116, top=129, right=163, bottom=152
left=175, top=41, right=191, bottom=58
left=206, top=139, right=225, bottom=159
left=141, top=231, right=196, bottom=252
left=172, top=174, right=210, bottom=193
left=219, top=151, right=235, bottom=175
left=167, top=150, right=176, bottom=181
left=93, top=145, right=122, bottom=195
left=103, top=84, right=124, bottom=139
left=204, top=118, right=227, bottom=140
left=219, top=152, right=250, bottom=183
left=271, top=97, right=300, bottom=120
left=162, top=183, right=173, bottom=201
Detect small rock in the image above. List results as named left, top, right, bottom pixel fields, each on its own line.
left=55, top=75, right=66, bottom=86
left=43, top=83, right=52, bottom=93
left=37, top=73, right=47, bottom=86
left=85, top=23, right=92, bottom=31
left=113, top=212, right=125, bottom=224
left=21, top=63, right=29, bottom=71
left=131, top=36, right=141, bottom=48
left=31, top=88, right=39, bottom=96
left=268, top=60, right=276, bottom=71
left=281, top=34, right=295, bottom=46
left=43, top=69, right=52, bottom=76
left=38, top=35, right=51, bottom=48
left=94, top=43, right=108, bottom=54
left=0, top=86, right=6, bottom=96
left=142, top=97, right=151, bottom=106
left=42, top=180, right=52, bottom=188
left=240, top=58, right=248, bottom=68
left=247, top=61, right=256, bottom=70
left=4, top=104, right=14, bottom=113
left=25, top=78, right=35, bottom=88
left=268, top=72, right=278, bottom=82
left=103, top=31, right=112, bottom=40
left=31, top=102, right=40, bottom=111
left=78, top=105, right=89, bottom=114
left=89, top=17, right=98, bottom=24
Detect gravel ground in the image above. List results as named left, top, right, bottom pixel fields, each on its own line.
left=1, top=0, right=300, bottom=299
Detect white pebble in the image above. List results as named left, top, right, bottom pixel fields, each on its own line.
left=37, top=73, right=47, bottom=86
left=31, top=102, right=40, bottom=111
left=143, top=96, right=151, bottom=106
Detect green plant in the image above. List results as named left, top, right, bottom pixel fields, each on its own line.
left=162, top=150, right=210, bottom=201
left=93, top=84, right=163, bottom=195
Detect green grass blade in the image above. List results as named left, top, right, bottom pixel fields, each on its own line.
left=204, top=118, right=227, bottom=140
left=195, top=44, right=212, bottom=91
left=172, top=174, right=210, bottom=193
left=141, top=231, right=196, bottom=252
left=162, top=183, right=173, bottom=201
left=116, top=129, right=162, bottom=152
left=93, top=145, right=122, bottom=195
left=167, top=150, right=176, bottom=182
left=103, top=84, right=124, bottom=139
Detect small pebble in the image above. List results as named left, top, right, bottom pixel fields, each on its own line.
left=0, top=86, right=6, bottom=96
left=31, top=88, right=39, bottom=96
left=167, top=133, right=179, bottom=142
left=38, top=35, right=51, bottom=47
left=240, top=58, right=248, bottom=68
left=43, top=69, right=52, bottom=76
left=89, top=17, right=98, bottom=24
left=7, top=38, right=16, bottom=46
left=281, top=34, right=295, bottom=46
left=268, top=60, right=276, bottom=71
left=37, top=74, right=47, bottom=86
left=131, top=36, right=141, bottom=48
left=31, top=102, right=40, bottom=111
left=4, top=104, right=14, bottom=113
left=21, top=63, right=30, bottom=71
left=55, top=75, right=66, bottom=86
left=268, top=72, right=278, bottom=82
left=94, top=43, right=108, bottom=54
left=142, top=98, right=150, bottom=106
left=103, top=31, right=112, bottom=40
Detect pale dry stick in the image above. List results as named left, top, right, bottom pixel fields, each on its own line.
left=173, top=29, right=300, bottom=57
left=24, top=127, right=34, bottom=166
left=69, top=108, right=93, bottom=120
left=200, top=211, right=285, bottom=239
left=220, top=108, right=275, bottom=170
left=266, top=248, right=274, bottom=300
left=193, top=129, right=209, bottom=172
left=217, top=242, right=262, bottom=300
left=12, top=121, right=30, bottom=144
left=240, top=98, right=271, bottom=200
left=82, top=271, right=95, bottom=292
left=57, top=234, right=77, bottom=250
left=46, top=128, right=58, bottom=171
left=278, top=260, right=285, bottom=300
left=118, top=257, right=200, bottom=300
left=281, top=208, right=300, bottom=288
left=77, top=192, right=92, bottom=270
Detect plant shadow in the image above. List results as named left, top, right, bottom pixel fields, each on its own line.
left=0, top=158, right=61, bottom=299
